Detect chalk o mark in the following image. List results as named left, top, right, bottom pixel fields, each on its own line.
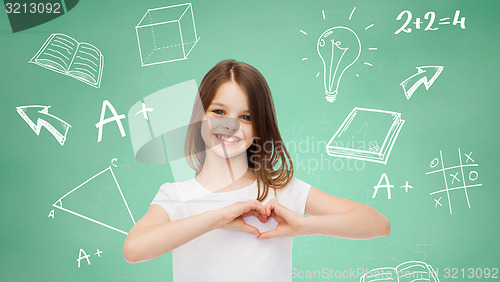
left=111, top=158, right=118, bottom=167
left=430, top=158, right=439, bottom=168
left=469, top=171, right=478, bottom=181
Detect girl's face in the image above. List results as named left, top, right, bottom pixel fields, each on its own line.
left=200, top=81, right=255, bottom=159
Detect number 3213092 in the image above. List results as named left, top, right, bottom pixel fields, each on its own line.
left=5, top=2, right=61, bottom=14
left=443, top=268, right=498, bottom=279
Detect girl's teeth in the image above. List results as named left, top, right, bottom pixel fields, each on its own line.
left=217, top=135, right=238, bottom=142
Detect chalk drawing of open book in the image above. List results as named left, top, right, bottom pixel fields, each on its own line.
left=29, top=33, right=104, bottom=88
left=360, top=260, right=440, bottom=282
left=326, top=107, right=405, bottom=165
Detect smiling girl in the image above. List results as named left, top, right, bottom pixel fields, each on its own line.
left=123, top=60, right=390, bottom=282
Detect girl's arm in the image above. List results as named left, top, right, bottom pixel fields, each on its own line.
left=302, top=186, right=390, bottom=239
left=258, top=187, right=390, bottom=240
left=123, top=200, right=268, bottom=263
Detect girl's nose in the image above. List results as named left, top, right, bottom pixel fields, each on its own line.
left=221, top=117, right=239, bottom=132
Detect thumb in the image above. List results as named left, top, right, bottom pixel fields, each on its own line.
left=257, top=228, right=280, bottom=240
left=240, top=223, right=261, bottom=236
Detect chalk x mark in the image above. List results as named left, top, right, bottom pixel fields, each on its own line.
left=434, top=197, right=442, bottom=207
left=427, top=148, right=482, bottom=214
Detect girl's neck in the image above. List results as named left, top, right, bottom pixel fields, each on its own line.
left=195, top=149, right=255, bottom=192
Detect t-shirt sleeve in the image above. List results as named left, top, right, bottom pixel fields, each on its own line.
left=283, top=178, right=312, bottom=216
left=151, top=183, right=176, bottom=220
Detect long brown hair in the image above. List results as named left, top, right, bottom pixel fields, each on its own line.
left=185, top=60, right=293, bottom=201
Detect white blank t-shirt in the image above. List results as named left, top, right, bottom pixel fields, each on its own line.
left=151, top=177, right=312, bottom=282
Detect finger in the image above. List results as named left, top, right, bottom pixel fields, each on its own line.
left=244, top=201, right=266, bottom=216
left=258, top=213, right=269, bottom=223
left=260, top=214, right=269, bottom=223
left=267, top=200, right=294, bottom=219
left=241, top=200, right=259, bottom=214
left=250, top=210, right=267, bottom=222
left=242, top=210, right=258, bottom=219
left=263, top=199, right=274, bottom=209
left=265, top=202, right=273, bottom=217
left=240, top=223, right=261, bottom=236
left=257, top=228, right=281, bottom=240
left=251, top=201, right=267, bottom=217
left=240, top=211, right=253, bottom=218
left=266, top=202, right=277, bottom=217
left=240, top=209, right=268, bottom=223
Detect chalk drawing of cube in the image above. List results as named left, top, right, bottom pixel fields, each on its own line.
left=136, top=3, right=200, bottom=66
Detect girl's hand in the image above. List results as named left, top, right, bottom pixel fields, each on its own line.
left=257, top=199, right=306, bottom=239
left=216, top=200, right=269, bottom=236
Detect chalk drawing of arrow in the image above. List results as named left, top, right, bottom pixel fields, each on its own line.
left=16, top=105, right=71, bottom=146
left=400, top=66, right=444, bottom=100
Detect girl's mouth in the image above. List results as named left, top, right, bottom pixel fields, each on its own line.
left=214, top=134, right=241, bottom=145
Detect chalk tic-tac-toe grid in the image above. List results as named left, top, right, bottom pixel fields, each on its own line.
left=425, top=148, right=482, bottom=214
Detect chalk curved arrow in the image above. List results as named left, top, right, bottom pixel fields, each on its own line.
left=16, top=105, right=71, bottom=146
left=401, top=66, right=444, bottom=100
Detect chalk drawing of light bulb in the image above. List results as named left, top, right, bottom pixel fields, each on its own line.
left=317, top=27, right=361, bottom=102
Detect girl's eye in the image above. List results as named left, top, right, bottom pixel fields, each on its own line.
left=241, top=115, right=251, bottom=121
left=213, top=109, right=225, bottom=115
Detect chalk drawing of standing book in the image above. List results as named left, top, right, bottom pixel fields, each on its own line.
left=360, top=260, right=440, bottom=282
left=29, top=33, right=104, bottom=88
left=326, top=107, right=405, bottom=165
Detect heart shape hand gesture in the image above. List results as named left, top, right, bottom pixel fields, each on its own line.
left=217, top=199, right=306, bottom=239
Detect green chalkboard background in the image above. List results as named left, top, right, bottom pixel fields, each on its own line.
left=1, top=0, right=499, bottom=281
